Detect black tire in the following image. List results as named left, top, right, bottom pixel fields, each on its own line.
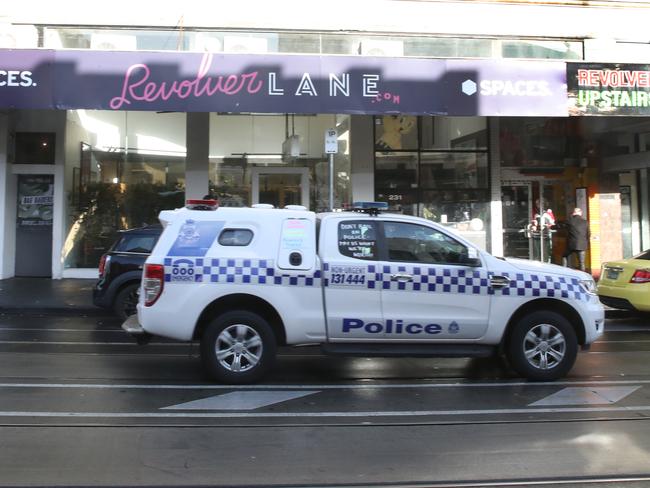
left=507, top=311, right=578, bottom=381
left=201, top=311, right=277, bottom=384
left=113, top=283, right=140, bottom=320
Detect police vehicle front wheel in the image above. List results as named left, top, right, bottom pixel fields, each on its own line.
left=201, top=311, right=277, bottom=384
left=507, top=311, right=578, bottom=381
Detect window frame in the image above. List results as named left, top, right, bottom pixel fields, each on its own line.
left=382, top=220, right=472, bottom=266
left=373, top=116, right=491, bottom=218
left=336, top=219, right=384, bottom=261
left=218, top=228, right=254, bottom=247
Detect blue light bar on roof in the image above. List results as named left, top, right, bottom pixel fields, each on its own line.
left=351, top=202, right=389, bottom=215
left=352, top=201, right=389, bottom=210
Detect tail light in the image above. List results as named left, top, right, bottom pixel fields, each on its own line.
left=143, top=264, right=165, bottom=306
left=98, top=254, right=110, bottom=277
left=630, top=269, right=650, bottom=283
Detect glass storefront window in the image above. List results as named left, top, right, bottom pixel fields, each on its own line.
left=40, top=27, right=583, bottom=61
left=64, top=111, right=186, bottom=268
left=419, top=190, right=490, bottom=250
left=420, top=116, right=487, bottom=150
left=278, top=33, right=321, bottom=54
left=501, top=40, right=582, bottom=60
left=209, top=114, right=351, bottom=213
left=375, top=152, right=418, bottom=190
left=500, top=118, right=580, bottom=168
left=375, top=116, right=418, bottom=151
left=420, top=152, right=488, bottom=189
left=374, top=116, right=490, bottom=250
left=405, top=37, right=494, bottom=58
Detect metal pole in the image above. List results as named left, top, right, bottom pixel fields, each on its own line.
left=329, top=153, right=334, bottom=211
left=539, top=182, right=544, bottom=263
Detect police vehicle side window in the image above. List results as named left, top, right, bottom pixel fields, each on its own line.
left=384, top=222, right=468, bottom=265
left=338, top=221, right=378, bottom=260
left=218, top=229, right=253, bottom=246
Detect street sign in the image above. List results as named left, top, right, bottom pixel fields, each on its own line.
left=325, top=128, right=338, bottom=154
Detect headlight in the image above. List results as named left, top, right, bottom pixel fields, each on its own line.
left=580, top=279, right=597, bottom=294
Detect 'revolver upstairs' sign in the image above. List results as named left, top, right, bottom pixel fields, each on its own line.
left=568, top=63, right=650, bottom=116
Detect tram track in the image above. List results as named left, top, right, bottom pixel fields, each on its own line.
left=1, top=316, right=649, bottom=487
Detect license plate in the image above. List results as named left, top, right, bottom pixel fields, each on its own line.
left=606, top=269, right=620, bottom=280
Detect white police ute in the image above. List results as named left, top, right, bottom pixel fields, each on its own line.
left=123, top=200, right=604, bottom=384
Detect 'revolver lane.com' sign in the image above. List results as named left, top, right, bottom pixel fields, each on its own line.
left=0, top=49, right=568, bottom=116
left=568, top=62, right=650, bottom=116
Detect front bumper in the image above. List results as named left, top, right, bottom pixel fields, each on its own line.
left=582, top=296, right=606, bottom=345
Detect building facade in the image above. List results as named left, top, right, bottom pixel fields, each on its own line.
left=2, top=0, right=650, bottom=279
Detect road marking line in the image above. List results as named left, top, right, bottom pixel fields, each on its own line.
left=529, top=386, right=641, bottom=406
left=0, top=380, right=647, bottom=390
left=0, top=328, right=122, bottom=332
left=163, top=391, right=319, bottom=410
left=1, top=405, right=650, bottom=418
left=0, top=341, right=186, bottom=346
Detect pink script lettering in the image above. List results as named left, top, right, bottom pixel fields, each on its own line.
left=109, top=53, right=263, bottom=110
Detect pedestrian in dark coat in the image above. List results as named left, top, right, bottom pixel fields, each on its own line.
left=562, top=207, right=589, bottom=271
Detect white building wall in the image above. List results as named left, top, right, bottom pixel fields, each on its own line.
left=349, top=116, right=374, bottom=202
left=0, top=112, right=16, bottom=279
left=5, top=1, right=650, bottom=43
left=489, top=118, right=503, bottom=257
left=186, top=112, right=209, bottom=200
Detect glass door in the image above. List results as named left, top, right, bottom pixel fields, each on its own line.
left=251, top=167, right=309, bottom=209
left=502, top=180, right=563, bottom=262
left=502, top=182, right=532, bottom=259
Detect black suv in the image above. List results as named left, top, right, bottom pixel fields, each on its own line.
left=93, top=225, right=162, bottom=319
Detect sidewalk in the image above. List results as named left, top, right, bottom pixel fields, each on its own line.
left=0, top=277, right=99, bottom=313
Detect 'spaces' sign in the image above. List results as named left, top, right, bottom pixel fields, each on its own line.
left=0, top=49, right=568, bottom=116
left=568, top=62, right=650, bottom=116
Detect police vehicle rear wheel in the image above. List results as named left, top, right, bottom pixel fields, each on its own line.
left=201, top=311, right=277, bottom=384
left=507, top=311, right=577, bottom=381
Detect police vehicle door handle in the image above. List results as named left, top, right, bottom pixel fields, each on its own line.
left=490, top=276, right=511, bottom=288
left=391, top=273, right=413, bottom=282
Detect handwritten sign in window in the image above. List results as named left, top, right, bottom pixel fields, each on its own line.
left=338, top=221, right=377, bottom=260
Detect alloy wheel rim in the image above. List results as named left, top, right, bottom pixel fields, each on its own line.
left=523, top=323, right=566, bottom=370
left=215, top=324, right=263, bottom=373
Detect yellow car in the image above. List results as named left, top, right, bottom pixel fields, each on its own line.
left=597, top=251, right=650, bottom=312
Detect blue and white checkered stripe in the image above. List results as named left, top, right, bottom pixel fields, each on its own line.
left=162, top=257, right=587, bottom=301
left=324, top=262, right=490, bottom=294
left=163, top=258, right=322, bottom=287
left=492, top=272, right=587, bottom=301
left=323, top=262, right=588, bottom=302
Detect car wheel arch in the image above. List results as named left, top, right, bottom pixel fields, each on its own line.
left=194, top=293, right=286, bottom=346
left=501, top=298, right=586, bottom=351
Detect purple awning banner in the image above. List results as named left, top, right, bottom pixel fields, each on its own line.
left=0, top=49, right=568, bottom=116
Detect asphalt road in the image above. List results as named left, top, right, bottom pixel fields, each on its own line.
left=1, top=310, right=650, bottom=487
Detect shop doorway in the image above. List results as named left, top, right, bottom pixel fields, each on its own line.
left=501, top=182, right=532, bottom=260
left=251, top=167, right=309, bottom=209
left=502, top=180, right=563, bottom=263
left=15, top=174, right=54, bottom=277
